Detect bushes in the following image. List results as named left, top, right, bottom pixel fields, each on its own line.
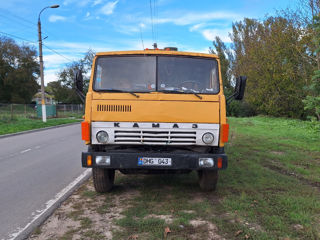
left=227, top=100, right=256, bottom=117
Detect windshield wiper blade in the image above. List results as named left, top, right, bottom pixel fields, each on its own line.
left=128, top=92, right=139, bottom=98
left=103, top=89, right=139, bottom=98
left=160, top=90, right=202, bottom=99
left=159, top=90, right=184, bottom=94
left=191, top=92, right=202, bottom=99
left=183, top=90, right=203, bottom=99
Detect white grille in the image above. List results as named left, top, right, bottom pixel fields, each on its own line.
left=114, top=130, right=196, bottom=145
left=91, top=122, right=220, bottom=146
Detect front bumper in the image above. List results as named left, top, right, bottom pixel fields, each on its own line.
left=81, top=151, right=227, bottom=170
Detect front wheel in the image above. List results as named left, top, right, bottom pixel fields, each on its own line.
left=198, top=170, right=218, bottom=191
left=92, top=168, right=115, bottom=193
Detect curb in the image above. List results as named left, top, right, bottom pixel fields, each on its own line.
left=0, top=122, right=81, bottom=139
left=9, top=169, right=92, bottom=240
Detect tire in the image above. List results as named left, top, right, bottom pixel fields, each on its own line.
left=92, top=168, right=115, bottom=193
left=198, top=170, right=218, bottom=191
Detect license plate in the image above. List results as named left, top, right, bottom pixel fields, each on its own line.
left=138, top=157, right=172, bottom=166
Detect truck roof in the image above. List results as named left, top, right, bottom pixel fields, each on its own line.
left=95, top=50, right=219, bottom=59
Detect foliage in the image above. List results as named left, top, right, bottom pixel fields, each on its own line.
left=210, top=37, right=256, bottom=117
left=303, top=14, right=320, bottom=120
left=303, top=71, right=320, bottom=120
left=46, top=81, right=74, bottom=104
left=208, top=2, right=320, bottom=119
left=0, top=37, right=39, bottom=103
left=303, top=95, right=320, bottom=120
left=210, top=36, right=233, bottom=92
left=230, top=15, right=312, bottom=119
left=46, top=50, right=95, bottom=103
left=227, top=100, right=256, bottom=117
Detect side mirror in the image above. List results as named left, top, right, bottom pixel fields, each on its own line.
left=74, top=70, right=84, bottom=92
left=234, top=76, right=247, bottom=100
left=74, top=70, right=85, bottom=103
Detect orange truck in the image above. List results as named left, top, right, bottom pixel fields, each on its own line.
left=75, top=47, right=246, bottom=192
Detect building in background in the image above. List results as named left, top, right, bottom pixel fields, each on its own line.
left=32, top=90, right=56, bottom=105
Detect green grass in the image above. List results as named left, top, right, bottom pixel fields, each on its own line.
left=0, top=117, right=81, bottom=135
left=227, top=116, right=320, bottom=183
left=80, top=217, right=93, bottom=228
left=216, top=116, right=320, bottom=239
left=82, top=229, right=105, bottom=239
left=81, top=190, right=98, bottom=198
left=59, top=229, right=79, bottom=240
left=67, top=209, right=84, bottom=221
left=110, top=116, right=320, bottom=239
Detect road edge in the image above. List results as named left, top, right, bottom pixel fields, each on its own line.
left=8, top=169, right=92, bottom=240
left=0, top=121, right=81, bottom=139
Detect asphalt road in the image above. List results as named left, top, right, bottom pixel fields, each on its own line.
left=0, top=124, right=87, bottom=240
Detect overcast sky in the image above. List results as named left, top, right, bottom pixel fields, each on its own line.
left=0, top=0, right=296, bottom=85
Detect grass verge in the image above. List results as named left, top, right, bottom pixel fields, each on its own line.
left=29, top=116, right=320, bottom=240
left=0, top=117, right=81, bottom=135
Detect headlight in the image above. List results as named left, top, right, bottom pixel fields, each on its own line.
left=202, top=132, right=214, bottom=144
left=96, top=131, right=109, bottom=143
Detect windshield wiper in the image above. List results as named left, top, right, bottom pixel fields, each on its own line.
left=159, top=90, right=184, bottom=94
left=103, top=89, right=139, bottom=98
left=187, top=92, right=202, bottom=99
left=160, top=89, right=202, bottom=99
left=128, top=92, right=139, bottom=98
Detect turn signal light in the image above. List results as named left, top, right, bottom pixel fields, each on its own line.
left=221, top=124, right=229, bottom=143
left=87, top=155, right=92, bottom=166
left=81, top=121, right=90, bottom=141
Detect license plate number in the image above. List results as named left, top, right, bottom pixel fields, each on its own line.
left=138, top=157, right=172, bottom=166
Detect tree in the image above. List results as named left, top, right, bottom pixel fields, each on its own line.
left=230, top=15, right=312, bottom=118
left=0, top=37, right=39, bottom=103
left=303, top=13, right=320, bottom=120
left=47, top=50, right=95, bottom=103
left=210, top=36, right=233, bottom=94
left=46, top=81, right=74, bottom=103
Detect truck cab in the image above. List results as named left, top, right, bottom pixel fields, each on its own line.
left=76, top=48, right=246, bottom=192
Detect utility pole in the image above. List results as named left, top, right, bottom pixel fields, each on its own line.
left=38, top=5, right=59, bottom=122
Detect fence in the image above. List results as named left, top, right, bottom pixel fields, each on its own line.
left=0, top=103, right=84, bottom=120
left=56, top=104, right=84, bottom=118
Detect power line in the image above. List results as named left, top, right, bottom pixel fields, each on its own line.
left=42, top=43, right=74, bottom=62
left=0, top=9, right=61, bottom=44
left=139, top=25, right=145, bottom=50
left=0, top=16, right=38, bottom=41
left=0, top=30, right=36, bottom=44
left=154, top=0, right=159, bottom=44
left=0, top=9, right=38, bottom=37
left=0, top=30, right=73, bottom=62
left=149, top=0, right=155, bottom=44
left=0, top=14, right=37, bottom=32
left=0, top=9, right=36, bottom=26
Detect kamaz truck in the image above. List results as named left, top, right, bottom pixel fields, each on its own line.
left=75, top=47, right=246, bottom=193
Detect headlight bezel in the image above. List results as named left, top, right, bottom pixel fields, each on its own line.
left=96, top=131, right=109, bottom=143
left=202, top=132, right=214, bottom=144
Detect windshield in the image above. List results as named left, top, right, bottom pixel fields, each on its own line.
left=94, top=56, right=156, bottom=92
left=94, top=55, right=219, bottom=94
left=158, top=56, right=219, bottom=93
